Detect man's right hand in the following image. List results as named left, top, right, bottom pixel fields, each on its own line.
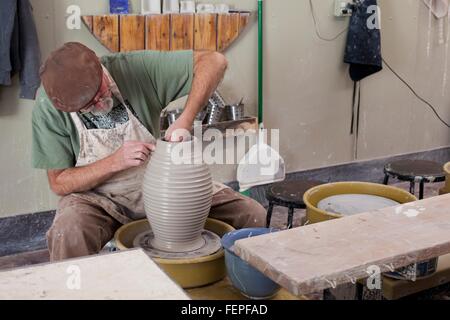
left=111, top=141, right=156, bottom=172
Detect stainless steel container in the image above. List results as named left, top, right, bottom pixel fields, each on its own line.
left=225, top=103, right=244, bottom=121
left=205, top=91, right=227, bottom=125
left=167, top=109, right=184, bottom=126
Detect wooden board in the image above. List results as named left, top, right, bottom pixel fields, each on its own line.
left=171, top=14, right=194, bottom=50
left=239, top=12, right=251, bottom=32
left=81, top=15, right=93, bottom=32
left=120, top=15, right=145, bottom=52
left=0, top=249, right=189, bottom=300
left=83, top=13, right=251, bottom=52
left=146, top=15, right=171, bottom=51
left=93, top=15, right=119, bottom=52
left=217, top=13, right=240, bottom=51
left=194, top=14, right=217, bottom=51
left=234, top=194, right=450, bottom=296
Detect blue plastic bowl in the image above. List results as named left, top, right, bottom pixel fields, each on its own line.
left=221, top=228, right=281, bottom=299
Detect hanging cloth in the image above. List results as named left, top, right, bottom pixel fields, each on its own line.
left=344, top=0, right=383, bottom=159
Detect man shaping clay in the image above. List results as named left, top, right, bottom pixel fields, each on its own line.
left=32, top=42, right=265, bottom=261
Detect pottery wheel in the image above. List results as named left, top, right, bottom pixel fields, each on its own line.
left=133, top=230, right=222, bottom=259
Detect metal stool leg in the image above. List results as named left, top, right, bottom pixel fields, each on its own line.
left=419, top=180, right=425, bottom=200
left=266, top=202, right=274, bottom=228
left=383, top=174, right=389, bottom=185
left=287, top=206, right=294, bottom=229
left=409, top=181, right=415, bottom=196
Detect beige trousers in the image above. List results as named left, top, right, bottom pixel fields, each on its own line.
left=47, top=188, right=266, bottom=261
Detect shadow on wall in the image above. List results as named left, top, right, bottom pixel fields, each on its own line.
left=0, top=76, right=23, bottom=117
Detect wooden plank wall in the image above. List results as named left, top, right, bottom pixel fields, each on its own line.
left=82, top=13, right=251, bottom=53
left=171, top=14, right=194, bottom=50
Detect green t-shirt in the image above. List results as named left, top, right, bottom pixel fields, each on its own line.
left=32, top=50, right=193, bottom=169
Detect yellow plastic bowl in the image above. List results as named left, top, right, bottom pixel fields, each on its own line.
left=303, top=182, right=418, bottom=224
left=114, top=218, right=235, bottom=289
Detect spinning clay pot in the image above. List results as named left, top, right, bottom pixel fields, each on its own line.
left=143, top=137, right=213, bottom=252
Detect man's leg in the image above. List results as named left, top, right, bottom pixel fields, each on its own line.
left=209, top=188, right=266, bottom=229
left=47, top=194, right=122, bottom=262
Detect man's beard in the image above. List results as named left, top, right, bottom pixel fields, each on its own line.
left=90, top=97, right=114, bottom=116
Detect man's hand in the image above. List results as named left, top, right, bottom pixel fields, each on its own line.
left=111, top=141, right=156, bottom=171
left=164, top=51, right=228, bottom=142
left=47, top=140, right=155, bottom=196
left=164, top=115, right=193, bottom=142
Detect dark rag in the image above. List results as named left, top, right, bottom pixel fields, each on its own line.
left=0, top=0, right=41, bottom=100
left=343, top=0, right=382, bottom=158
left=344, top=0, right=382, bottom=81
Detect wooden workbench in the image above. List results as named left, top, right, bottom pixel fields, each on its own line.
left=0, top=249, right=189, bottom=300
left=234, top=194, right=450, bottom=297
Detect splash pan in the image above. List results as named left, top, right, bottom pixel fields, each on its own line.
left=133, top=229, right=222, bottom=259
left=114, top=218, right=235, bottom=289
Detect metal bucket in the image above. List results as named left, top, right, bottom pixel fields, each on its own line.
left=225, top=104, right=244, bottom=121
left=205, top=91, right=227, bottom=125
left=167, top=109, right=183, bottom=126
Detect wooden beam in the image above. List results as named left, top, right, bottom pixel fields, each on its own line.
left=239, top=12, right=251, bottom=32
left=217, top=13, right=240, bottom=52
left=120, top=15, right=146, bottom=52
left=171, top=14, right=194, bottom=50
left=146, top=15, right=171, bottom=51
left=93, top=15, right=119, bottom=52
left=194, top=14, right=217, bottom=51
left=234, top=194, right=450, bottom=296
left=81, top=15, right=93, bottom=32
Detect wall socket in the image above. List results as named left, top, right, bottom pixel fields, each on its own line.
left=334, top=0, right=353, bottom=17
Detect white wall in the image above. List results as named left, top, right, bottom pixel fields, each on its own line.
left=0, top=0, right=448, bottom=217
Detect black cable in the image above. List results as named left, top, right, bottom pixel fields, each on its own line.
left=309, top=0, right=348, bottom=41
left=382, top=58, right=450, bottom=128
left=309, top=0, right=449, bottom=128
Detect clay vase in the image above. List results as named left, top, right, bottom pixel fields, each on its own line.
left=143, top=137, right=213, bottom=252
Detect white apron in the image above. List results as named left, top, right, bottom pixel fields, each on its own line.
left=69, top=87, right=228, bottom=225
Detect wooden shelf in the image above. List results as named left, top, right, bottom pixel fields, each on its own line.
left=82, top=12, right=251, bottom=53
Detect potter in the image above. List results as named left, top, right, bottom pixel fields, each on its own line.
left=32, top=42, right=267, bottom=262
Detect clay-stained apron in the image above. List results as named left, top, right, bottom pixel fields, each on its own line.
left=69, top=69, right=228, bottom=225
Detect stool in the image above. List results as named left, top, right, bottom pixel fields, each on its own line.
left=265, top=180, right=325, bottom=229
left=383, top=160, right=445, bottom=200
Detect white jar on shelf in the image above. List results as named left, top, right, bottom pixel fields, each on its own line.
left=163, top=0, right=180, bottom=13
left=196, top=3, right=215, bottom=13
left=141, top=0, right=161, bottom=14
left=180, top=1, right=196, bottom=13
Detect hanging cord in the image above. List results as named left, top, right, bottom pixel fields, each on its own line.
left=309, top=0, right=449, bottom=128
left=382, top=58, right=450, bottom=128
left=309, top=0, right=348, bottom=41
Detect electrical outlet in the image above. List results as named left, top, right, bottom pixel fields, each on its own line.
left=334, top=0, right=353, bottom=17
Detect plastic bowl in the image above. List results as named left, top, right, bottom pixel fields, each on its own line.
left=221, top=228, right=280, bottom=299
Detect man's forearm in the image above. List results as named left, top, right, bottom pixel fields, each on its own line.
left=182, top=51, right=228, bottom=122
left=48, top=141, right=154, bottom=196
left=48, top=155, right=120, bottom=196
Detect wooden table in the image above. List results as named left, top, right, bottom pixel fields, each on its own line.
left=234, top=194, right=450, bottom=296
left=0, top=249, right=189, bottom=300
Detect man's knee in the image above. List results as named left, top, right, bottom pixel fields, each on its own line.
left=47, top=196, right=109, bottom=261
left=237, top=196, right=266, bottom=228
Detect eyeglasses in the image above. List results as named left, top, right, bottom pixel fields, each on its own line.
left=80, top=73, right=111, bottom=113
